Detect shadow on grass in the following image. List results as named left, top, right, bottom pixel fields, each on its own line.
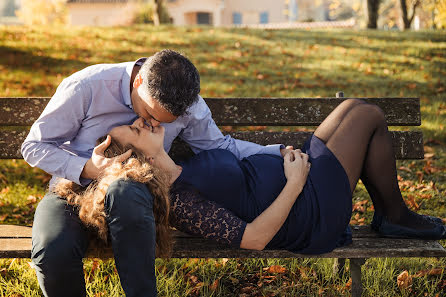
left=0, top=45, right=89, bottom=73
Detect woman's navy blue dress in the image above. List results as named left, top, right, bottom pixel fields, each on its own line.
left=174, top=135, right=352, bottom=254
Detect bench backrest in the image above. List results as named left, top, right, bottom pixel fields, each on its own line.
left=0, top=97, right=423, bottom=161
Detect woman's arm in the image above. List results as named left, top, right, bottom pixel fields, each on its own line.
left=170, top=184, right=247, bottom=247
left=240, top=150, right=310, bottom=250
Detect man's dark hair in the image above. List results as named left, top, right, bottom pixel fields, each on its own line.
left=140, top=49, right=200, bottom=117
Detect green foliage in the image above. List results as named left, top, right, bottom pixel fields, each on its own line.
left=132, top=1, right=171, bottom=25
left=0, top=26, right=445, bottom=296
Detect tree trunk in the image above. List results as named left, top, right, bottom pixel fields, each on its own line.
left=367, top=0, right=381, bottom=29
left=153, top=0, right=162, bottom=26
left=400, top=0, right=420, bottom=30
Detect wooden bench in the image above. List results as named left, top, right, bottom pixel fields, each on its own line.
left=1, top=94, right=445, bottom=297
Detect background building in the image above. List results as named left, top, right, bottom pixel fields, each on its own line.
left=166, top=0, right=328, bottom=26
left=0, top=0, right=328, bottom=26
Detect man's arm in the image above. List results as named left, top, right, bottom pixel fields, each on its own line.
left=180, top=96, right=289, bottom=159
left=21, top=79, right=91, bottom=185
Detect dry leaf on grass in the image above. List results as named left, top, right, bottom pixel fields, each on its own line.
left=264, top=265, right=287, bottom=274
left=399, top=166, right=413, bottom=173
left=414, top=268, right=444, bottom=277
left=345, top=278, right=352, bottom=289
left=209, top=278, right=219, bottom=291
left=397, top=270, right=412, bottom=289
left=26, top=195, right=38, bottom=204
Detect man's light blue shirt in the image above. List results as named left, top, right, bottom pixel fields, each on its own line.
left=21, top=59, right=284, bottom=187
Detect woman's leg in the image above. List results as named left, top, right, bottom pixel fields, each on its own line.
left=314, top=101, right=437, bottom=230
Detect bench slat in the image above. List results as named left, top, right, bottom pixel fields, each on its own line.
left=0, top=130, right=424, bottom=160
left=1, top=225, right=445, bottom=259
left=0, top=97, right=421, bottom=126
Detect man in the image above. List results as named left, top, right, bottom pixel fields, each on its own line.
left=22, top=49, right=290, bottom=297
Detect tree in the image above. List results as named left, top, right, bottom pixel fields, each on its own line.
left=367, top=0, right=381, bottom=28
left=152, top=0, right=163, bottom=26
left=132, top=0, right=170, bottom=25
left=400, top=0, right=421, bottom=29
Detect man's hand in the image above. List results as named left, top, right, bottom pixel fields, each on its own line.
left=280, top=145, right=294, bottom=157
left=81, top=135, right=132, bottom=180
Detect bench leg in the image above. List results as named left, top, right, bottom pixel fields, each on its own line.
left=350, top=258, right=366, bottom=297
left=332, top=258, right=346, bottom=278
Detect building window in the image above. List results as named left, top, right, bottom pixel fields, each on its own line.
left=197, top=12, right=211, bottom=25
left=232, top=12, right=242, bottom=25
left=260, top=11, right=268, bottom=24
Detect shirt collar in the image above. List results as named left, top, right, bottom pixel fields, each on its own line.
left=121, top=57, right=147, bottom=109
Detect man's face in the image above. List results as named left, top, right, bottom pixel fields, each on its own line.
left=130, top=86, right=177, bottom=127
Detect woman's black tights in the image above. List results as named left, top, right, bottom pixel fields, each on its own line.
left=314, top=99, right=435, bottom=230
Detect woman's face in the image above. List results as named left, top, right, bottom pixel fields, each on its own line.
left=109, top=117, right=165, bottom=158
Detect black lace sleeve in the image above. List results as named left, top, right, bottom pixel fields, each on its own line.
left=169, top=184, right=247, bottom=247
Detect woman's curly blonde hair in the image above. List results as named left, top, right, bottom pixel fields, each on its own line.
left=53, top=135, right=172, bottom=258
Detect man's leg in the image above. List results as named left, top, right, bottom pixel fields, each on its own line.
left=32, top=193, right=89, bottom=297
left=105, top=179, right=157, bottom=297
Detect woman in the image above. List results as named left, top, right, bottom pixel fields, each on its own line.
left=56, top=99, right=445, bottom=255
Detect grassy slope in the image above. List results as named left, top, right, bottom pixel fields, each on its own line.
left=0, top=25, right=445, bottom=296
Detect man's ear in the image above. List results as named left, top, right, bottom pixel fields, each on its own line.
left=133, top=73, right=143, bottom=89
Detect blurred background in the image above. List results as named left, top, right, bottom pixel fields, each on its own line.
left=0, top=0, right=445, bottom=30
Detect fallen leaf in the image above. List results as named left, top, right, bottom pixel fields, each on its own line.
left=405, top=195, right=420, bottom=210
left=264, top=265, right=287, bottom=274
left=221, top=258, right=229, bottom=266
left=424, top=146, right=435, bottom=153
left=188, top=274, right=199, bottom=285
left=209, top=278, right=219, bottom=291
left=414, top=268, right=444, bottom=277
left=416, top=171, right=424, bottom=183
left=91, top=259, right=100, bottom=275
left=0, top=214, right=8, bottom=221
left=345, top=278, right=352, bottom=289
left=399, top=166, right=412, bottom=173
left=26, top=195, right=37, bottom=204
left=397, top=270, right=412, bottom=289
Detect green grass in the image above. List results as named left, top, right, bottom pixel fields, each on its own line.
left=0, top=25, right=445, bottom=296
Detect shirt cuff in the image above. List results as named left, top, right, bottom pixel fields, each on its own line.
left=260, top=144, right=285, bottom=157
left=66, top=156, right=91, bottom=186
